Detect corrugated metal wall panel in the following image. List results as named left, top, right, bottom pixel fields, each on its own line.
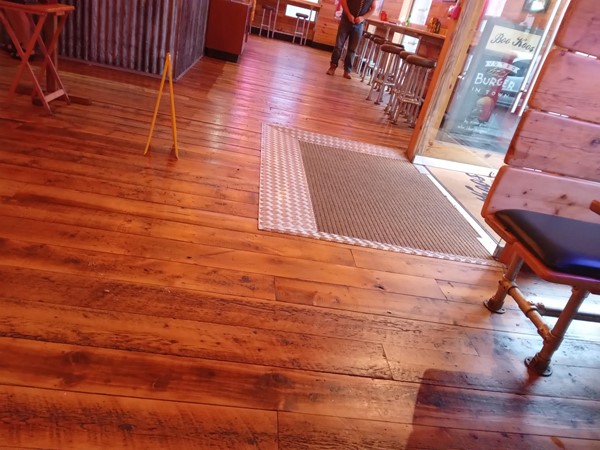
left=175, top=0, right=209, bottom=77
left=57, top=0, right=205, bottom=78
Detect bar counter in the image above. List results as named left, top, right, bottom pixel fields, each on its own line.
left=58, top=0, right=209, bottom=79
left=365, top=18, right=445, bottom=57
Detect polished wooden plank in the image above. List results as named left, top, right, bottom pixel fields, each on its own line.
left=0, top=266, right=475, bottom=355
left=351, top=246, right=503, bottom=285
left=0, top=199, right=355, bottom=266
left=0, top=337, right=421, bottom=422
left=2, top=337, right=598, bottom=440
left=275, top=277, right=600, bottom=341
left=0, top=237, right=276, bottom=299
left=0, top=181, right=263, bottom=234
left=0, top=162, right=259, bottom=218
left=0, top=297, right=391, bottom=378
left=0, top=216, right=444, bottom=298
left=278, top=411, right=596, bottom=450
left=0, top=384, right=278, bottom=450
left=383, top=338, right=600, bottom=400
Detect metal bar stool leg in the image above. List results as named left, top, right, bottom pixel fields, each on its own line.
left=366, top=49, right=386, bottom=101
left=359, top=36, right=374, bottom=80
left=374, top=46, right=402, bottom=106
left=293, top=13, right=309, bottom=45
left=302, top=16, right=309, bottom=45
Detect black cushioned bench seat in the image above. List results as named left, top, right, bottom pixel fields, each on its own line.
left=495, top=209, right=600, bottom=280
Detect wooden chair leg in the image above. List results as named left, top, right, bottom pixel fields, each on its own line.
left=526, top=287, right=590, bottom=376
left=484, top=253, right=524, bottom=314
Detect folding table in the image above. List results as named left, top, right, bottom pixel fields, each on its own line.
left=0, top=0, right=74, bottom=114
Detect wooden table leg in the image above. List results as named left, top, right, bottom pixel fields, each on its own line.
left=1, top=10, right=54, bottom=113
left=35, top=12, right=70, bottom=104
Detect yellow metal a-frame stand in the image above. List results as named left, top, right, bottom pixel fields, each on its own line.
left=144, top=52, right=179, bottom=159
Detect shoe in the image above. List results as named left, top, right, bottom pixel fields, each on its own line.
left=343, top=71, right=352, bottom=79
left=326, top=64, right=337, bottom=76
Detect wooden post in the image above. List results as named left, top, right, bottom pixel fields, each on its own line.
left=406, top=0, right=487, bottom=161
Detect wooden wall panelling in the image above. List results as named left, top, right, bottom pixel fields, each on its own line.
left=555, top=0, right=599, bottom=56
left=58, top=0, right=208, bottom=79
left=528, top=49, right=600, bottom=123
left=507, top=110, right=600, bottom=182
left=482, top=166, right=600, bottom=224
left=174, top=0, right=209, bottom=78
left=312, top=0, right=337, bottom=46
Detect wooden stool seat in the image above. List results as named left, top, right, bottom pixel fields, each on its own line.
left=406, top=54, right=436, bottom=68
left=390, top=54, right=436, bottom=126
left=380, top=43, right=405, bottom=55
left=259, top=4, right=276, bottom=38
left=366, top=43, right=405, bottom=106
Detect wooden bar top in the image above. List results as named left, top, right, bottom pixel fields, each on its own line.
left=286, top=0, right=322, bottom=9
left=366, top=18, right=446, bottom=42
left=0, top=1, right=74, bottom=14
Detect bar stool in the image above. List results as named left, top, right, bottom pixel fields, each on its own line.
left=353, top=31, right=371, bottom=74
left=361, top=36, right=386, bottom=84
left=366, top=44, right=404, bottom=105
left=259, top=5, right=276, bottom=38
left=357, top=34, right=375, bottom=79
left=386, top=50, right=412, bottom=116
left=293, top=13, right=309, bottom=45
left=391, top=55, right=436, bottom=127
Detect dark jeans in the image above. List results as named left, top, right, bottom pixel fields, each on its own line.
left=330, top=17, right=363, bottom=73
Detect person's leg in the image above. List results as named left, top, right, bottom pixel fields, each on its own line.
left=328, top=18, right=352, bottom=75
left=343, top=23, right=364, bottom=76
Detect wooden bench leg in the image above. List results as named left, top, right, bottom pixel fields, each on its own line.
left=484, top=252, right=524, bottom=314
left=526, top=287, right=590, bottom=376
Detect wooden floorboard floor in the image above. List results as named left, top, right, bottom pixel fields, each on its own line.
left=0, top=36, right=599, bottom=449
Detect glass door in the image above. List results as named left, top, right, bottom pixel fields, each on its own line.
left=412, top=0, right=570, bottom=175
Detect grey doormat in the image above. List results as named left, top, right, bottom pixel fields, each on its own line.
left=259, top=124, right=496, bottom=266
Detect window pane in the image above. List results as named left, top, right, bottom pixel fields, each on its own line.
left=285, top=5, right=317, bottom=21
